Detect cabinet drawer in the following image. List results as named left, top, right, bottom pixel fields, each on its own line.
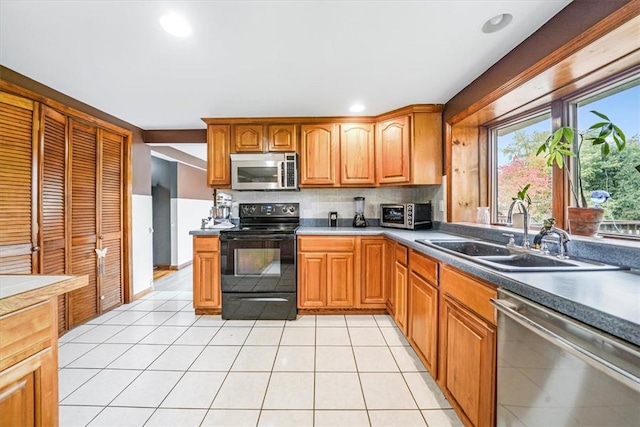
left=440, top=266, right=497, bottom=324
left=194, top=236, right=219, bottom=252
left=410, top=250, right=437, bottom=284
left=0, top=300, right=53, bottom=372
left=395, top=244, right=408, bottom=266
left=298, top=236, right=356, bottom=252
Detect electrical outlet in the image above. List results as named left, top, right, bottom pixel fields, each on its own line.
left=438, top=200, right=445, bottom=212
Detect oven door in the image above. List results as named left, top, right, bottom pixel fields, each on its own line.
left=220, top=233, right=296, bottom=294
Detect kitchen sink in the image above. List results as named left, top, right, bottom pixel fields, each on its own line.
left=415, top=238, right=624, bottom=272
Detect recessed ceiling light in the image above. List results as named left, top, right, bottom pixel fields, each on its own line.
left=481, top=13, right=513, bottom=34
left=160, top=13, right=192, bottom=37
left=350, top=104, right=365, bottom=113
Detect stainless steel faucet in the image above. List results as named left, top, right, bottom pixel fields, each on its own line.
left=506, top=199, right=530, bottom=249
left=540, top=226, right=572, bottom=259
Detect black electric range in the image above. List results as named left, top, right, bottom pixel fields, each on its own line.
left=218, top=203, right=299, bottom=320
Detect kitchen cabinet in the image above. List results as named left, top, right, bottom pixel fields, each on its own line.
left=207, top=124, right=231, bottom=187
left=299, top=124, right=338, bottom=187
left=439, top=265, right=496, bottom=427
left=268, top=124, right=297, bottom=152
left=297, top=236, right=356, bottom=309
left=340, top=123, right=375, bottom=186
left=408, top=250, right=438, bottom=377
left=233, top=124, right=264, bottom=152
left=376, top=106, right=443, bottom=185
left=393, top=243, right=409, bottom=334
left=376, top=116, right=410, bottom=184
left=192, top=235, right=221, bottom=314
left=360, top=236, right=386, bottom=307
left=0, top=274, right=89, bottom=427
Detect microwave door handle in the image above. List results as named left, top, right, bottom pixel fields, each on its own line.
left=277, top=161, right=285, bottom=188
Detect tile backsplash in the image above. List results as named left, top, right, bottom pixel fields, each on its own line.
left=220, top=184, right=444, bottom=222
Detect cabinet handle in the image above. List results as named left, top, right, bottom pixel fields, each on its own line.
left=32, top=246, right=41, bottom=253
left=0, top=380, right=27, bottom=402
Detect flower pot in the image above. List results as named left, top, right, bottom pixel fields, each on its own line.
left=567, top=207, right=604, bottom=237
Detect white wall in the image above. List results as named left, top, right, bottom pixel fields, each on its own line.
left=131, top=194, right=154, bottom=296
left=172, top=198, right=213, bottom=267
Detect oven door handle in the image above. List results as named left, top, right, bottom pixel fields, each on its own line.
left=221, top=234, right=294, bottom=241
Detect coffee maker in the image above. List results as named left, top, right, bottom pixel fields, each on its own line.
left=353, top=196, right=367, bottom=227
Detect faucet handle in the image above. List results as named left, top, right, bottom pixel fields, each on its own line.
left=502, top=233, right=515, bottom=246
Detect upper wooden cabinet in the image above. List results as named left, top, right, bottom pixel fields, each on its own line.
left=268, top=124, right=297, bottom=152
left=340, top=123, right=375, bottom=186
left=376, top=107, right=443, bottom=186
left=377, top=116, right=410, bottom=184
left=233, top=124, right=264, bottom=152
left=203, top=104, right=443, bottom=188
left=207, top=124, right=231, bottom=187
left=299, top=124, right=338, bottom=186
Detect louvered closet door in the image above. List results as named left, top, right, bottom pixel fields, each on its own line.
left=0, top=92, right=37, bottom=274
left=41, top=107, right=69, bottom=333
left=68, top=120, right=98, bottom=327
left=98, top=129, right=123, bottom=311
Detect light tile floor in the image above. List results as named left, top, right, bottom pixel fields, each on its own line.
left=58, top=267, right=463, bottom=427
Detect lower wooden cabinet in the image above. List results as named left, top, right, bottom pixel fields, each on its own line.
left=439, top=265, right=497, bottom=427
left=360, top=237, right=387, bottom=307
left=393, top=243, right=409, bottom=334
left=0, top=299, right=58, bottom=427
left=192, top=235, right=221, bottom=314
left=297, top=236, right=355, bottom=309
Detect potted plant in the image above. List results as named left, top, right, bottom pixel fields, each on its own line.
left=536, top=110, right=627, bottom=236
left=511, top=183, right=532, bottom=229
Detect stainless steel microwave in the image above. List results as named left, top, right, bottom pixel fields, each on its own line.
left=380, top=203, right=432, bottom=230
left=230, top=152, right=298, bottom=191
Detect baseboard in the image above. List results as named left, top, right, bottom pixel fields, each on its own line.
left=133, top=286, right=154, bottom=301
left=176, top=260, right=192, bottom=270
left=195, top=308, right=221, bottom=315
left=298, top=308, right=388, bottom=315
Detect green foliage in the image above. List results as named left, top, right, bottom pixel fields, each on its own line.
left=513, top=183, right=532, bottom=206
left=535, top=110, right=628, bottom=207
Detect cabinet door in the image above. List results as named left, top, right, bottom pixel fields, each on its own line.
left=297, top=252, right=327, bottom=308
left=207, top=124, right=231, bottom=187
left=68, top=120, right=99, bottom=327
left=386, top=240, right=396, bottom=314
left=234, top=124, right=264, bottom=152
left=361, top=237, right=386, bottom=305
left=0, top=92, right=38, bottom=274
left=340, top=123, right=375, bottom=186
left=268, top=124, right=297, bottom=152
left=440, top=295, right=496, bottom=427
left=0, top=347, right=57, bottom=427
left=409, top=272, right=438, bottom=376
left=327, top=253, right=354, bottom=307
left=394, top=261, right=408, bottom=334
left=98, top=129, right=124, bottom=312
left=193, top=237, right=221, bottom=310
left=376, top=116, right=410, bottom=184
left=299, top=124, right=337, bottom=186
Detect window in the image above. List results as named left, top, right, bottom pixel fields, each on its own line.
left=492, top=113, right=553, bottom=225
left=572, top=78, right=640, bottom=236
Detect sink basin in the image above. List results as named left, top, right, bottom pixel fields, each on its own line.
left=415, top=238, right=623, bottom=272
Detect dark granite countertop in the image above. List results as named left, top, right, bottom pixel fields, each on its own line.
left=296, top=226, right=640, bottom=346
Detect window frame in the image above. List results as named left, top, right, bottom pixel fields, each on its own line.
left=487, top=69, right=640, bottom=240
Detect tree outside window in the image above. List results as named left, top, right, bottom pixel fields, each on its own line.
left=495, top=114, right=553, bottom=225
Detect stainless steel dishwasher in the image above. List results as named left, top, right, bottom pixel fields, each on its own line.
left=491, top=289, right=640, bottom=427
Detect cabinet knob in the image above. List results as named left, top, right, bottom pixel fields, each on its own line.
left=32, top=246, right=41, bottom=253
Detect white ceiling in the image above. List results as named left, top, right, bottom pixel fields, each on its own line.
left=1, top=1, right=570, bottom=131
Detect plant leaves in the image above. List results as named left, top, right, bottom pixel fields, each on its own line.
left=590, top=110, right=610, bottom=121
